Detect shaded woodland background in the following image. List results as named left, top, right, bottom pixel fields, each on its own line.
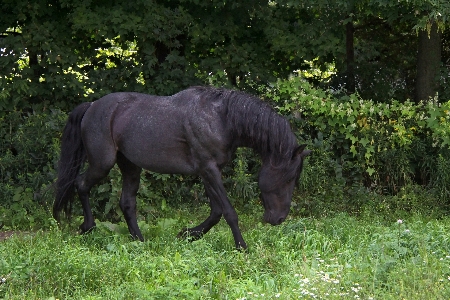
left=1, top=0, right=450, bottom=228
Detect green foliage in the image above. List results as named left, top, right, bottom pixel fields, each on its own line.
left=224, top=148, right=260, bottom=207
left=263, top=76, right=450, bottom=211
left=87, top=166, right=201, bottom=224
left=3, top=77, right=450, bottom=229
left=430, top=151, right=450, bottom=206
left=3, top=0, right=448, bottom=114
left=0, top=108, right=67, bottom=229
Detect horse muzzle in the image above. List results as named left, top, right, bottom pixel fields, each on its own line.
left=263, top=210, right=287, bottom=225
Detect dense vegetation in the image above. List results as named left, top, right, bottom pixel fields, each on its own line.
left=2, top=76, right=450, bottom=229
left=1, top=1, right=450, bottom=298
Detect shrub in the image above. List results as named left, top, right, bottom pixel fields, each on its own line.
left=262, top=76, right=450, bottom=212
left=0, top=108, right=67, bottom=229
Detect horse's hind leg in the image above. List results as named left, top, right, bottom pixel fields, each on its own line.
left=116, top=152, right=143, bottom=241
left=76, top=164, right=113, bottom=233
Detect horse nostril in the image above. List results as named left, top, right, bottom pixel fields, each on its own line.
left=277, top=217, right=285, bottom=224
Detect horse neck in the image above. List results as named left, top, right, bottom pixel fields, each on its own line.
left=227, top=100, right=296, bottom=162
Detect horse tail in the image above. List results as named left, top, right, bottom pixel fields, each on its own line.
left=53, top=102, right=92, bottom=221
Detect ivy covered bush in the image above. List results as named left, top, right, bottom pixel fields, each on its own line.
left=263, top=76, right=450, bottom=214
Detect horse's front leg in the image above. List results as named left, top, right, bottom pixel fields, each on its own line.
left=179, top=164, right=247, bottom=250
left=177, top=188, right=223, bottom=241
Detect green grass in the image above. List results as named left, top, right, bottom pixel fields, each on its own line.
left=1, top=206, right=450, bottom=299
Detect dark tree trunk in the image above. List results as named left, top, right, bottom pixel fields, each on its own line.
left=346, top=20, right=355, bottom=94
left=415, top=21, right=442, bottom=102
left=28, top=50, right=40, bottom=79
left=227, top=71, right=238, bottom=87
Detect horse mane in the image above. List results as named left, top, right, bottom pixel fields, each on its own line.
left=190, top=86, right=298, bottom=166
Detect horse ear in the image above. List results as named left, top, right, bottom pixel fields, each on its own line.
left=293, top=144, right=312, bottom=159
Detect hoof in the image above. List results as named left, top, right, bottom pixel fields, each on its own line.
left=79, top=223, right=96, bottom=234
left=130, top=233, right=144, bottom=242
left=236, top=242, right=248, bottom=252
left=177, top=228, right=203, bottom=241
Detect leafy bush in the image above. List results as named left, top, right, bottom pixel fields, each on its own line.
left=0, top=108, right=67, bottom=229
left=262, top=76, right=450, bottom=213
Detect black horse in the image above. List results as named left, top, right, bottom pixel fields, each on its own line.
left=54, top=86, right=311, bottom=249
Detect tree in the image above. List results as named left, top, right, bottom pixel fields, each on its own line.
left=410, top=0, right=450, bottom=102
left=1, top=0, right=449, bottom=113
left=415, top=20, right=442, bottom=102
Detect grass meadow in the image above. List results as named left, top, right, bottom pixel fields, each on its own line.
left=1, top=205, right=450, bottom=299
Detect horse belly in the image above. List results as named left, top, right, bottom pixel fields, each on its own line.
left=117, top=130, right=197, bottom=175
left=110, top=94, right=228, bottom=175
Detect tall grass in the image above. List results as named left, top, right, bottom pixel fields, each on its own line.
left=1, top=206, right=450, bottom=299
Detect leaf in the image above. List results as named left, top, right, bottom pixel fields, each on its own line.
left=359, top=137, right=370, bottom=147
left=350, top=145, right=358, bottom=156
left=106, top=243, right=117, bottom=252
left=174, top=251, right=181, bottom=263
left=97, top=183, right=110, bottom=193
left=346, top=132, right=358, bottom=144
left=98, top=221, right=129, bottom=235
left=367, top=167, right=375, bottom=176
left=328, top=118, right=338, bottom=126
left=99, top=221, right=120, bottom=233
left=157, top=218, right=177, bottom=230
left=13, top=187, right=23, bottom=202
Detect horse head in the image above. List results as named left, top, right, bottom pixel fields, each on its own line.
left=258, top=144, right=311, bottom=225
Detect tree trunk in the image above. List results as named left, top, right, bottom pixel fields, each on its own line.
left=346, top=20, right=355, bottom=94
left=415, top=21, right=442, bottom=102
